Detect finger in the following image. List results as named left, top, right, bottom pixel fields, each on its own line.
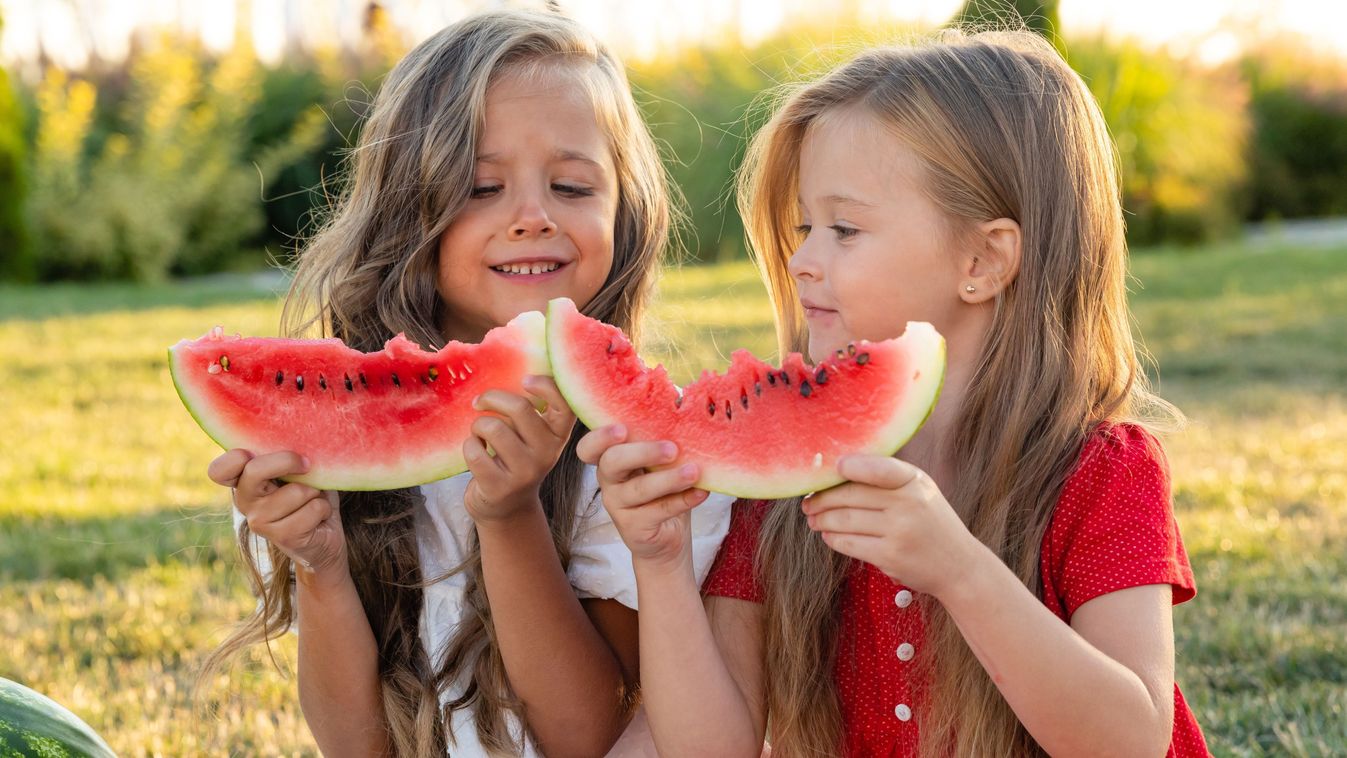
left=597, top=441, right=679, bottom=484
left=474, top=390, right=550, bottom=442
left=208, top=449, right=254, bottom=487
left=237, top=451, right=310, bottom=502
left=608, top=463, right=700, bottom=509
left=837, top=454, right=923, bottom=490
left=577, top=424, right=627, bottom=464
left=819, top=531, right=889, bottom=565
left=268, top=495, right=335, bottom=550
left=802, top=482, right=888, bottom=514
left=246, top=481, right=322, bottom=526
left=625, top=487, right=709, bottom=525
left=523, top=375, right=577, bottom=439
left=463, top=434, right=506, bottom=478
left=806, top=506, right=888, bottom=537
left=470, top=415, right=529, bottom=473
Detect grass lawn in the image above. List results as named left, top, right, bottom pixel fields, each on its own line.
left=1, top=243, right=1344, bottom=755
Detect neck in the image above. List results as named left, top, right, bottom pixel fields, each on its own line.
left=897, top=318, right=986, bottom=492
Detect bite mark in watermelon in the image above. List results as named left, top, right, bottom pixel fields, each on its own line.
left=169, top=312, right=548, bottom=491
left=547, top=297, right=945, bottom=499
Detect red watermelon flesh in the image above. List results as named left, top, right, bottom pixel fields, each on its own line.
left=169, top=312, right=548, bottom=491
left=547, top=298, right=945, bottom=499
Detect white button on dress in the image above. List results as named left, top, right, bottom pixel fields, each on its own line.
left=895, top=589, right=913, bottom=608
left=896, top=642, right=915, bottom=662
left=895, top=703, right=912, bottom=722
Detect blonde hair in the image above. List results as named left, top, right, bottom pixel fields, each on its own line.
left=199, top=9, right=672, bottom=755
left=738, top=29, right=1178, bottom=757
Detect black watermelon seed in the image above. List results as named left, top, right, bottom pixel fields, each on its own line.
left=800, top=380, right=813, bottom=398
left=856, top=352, right=871, bottom=365
left=295, top=375, right=305, bottom=391
left=779, top=371, right=790, bottom=386
left=275, top=370, right=284, bottom=386
left=707, top=399, right=716, bottom=416
left=847, top=343, right=857, bottom=356
left=428, top=366, right=440, bottom=382
left=725, top=401, right=733, bottom=420
left=318, top=375, right=327, bottom=391
left=741, top=390, right=749, bottom=409
left=359, top=372, right=368, bottom=388
left=391, top=373, right=401, bottom=387
left=815, top=367, right=828, bottom=385
left=344, top=374, right=354, bottom=392
left=767, top=373, right=777, bottom=387
left=219, top=355, right=230, bottom=372
left=754, top=381, right=763, bottom=396
left=607, top=341, right=615, bottom=354
left=675, top=395, right=683, bottom=408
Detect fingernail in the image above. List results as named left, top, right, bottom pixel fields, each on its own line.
left=661, top=441, right=677, bottom=460
left=300, top=456, right=311, bottom=471
left=611, top=424, right=626, bottom=438
left=680, top=463, right=698, bottom=479
left=692, top=489, right=709, bottom=502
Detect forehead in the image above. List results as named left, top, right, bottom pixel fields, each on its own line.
left=478, top=65, right=613, bottom=160
left=798, top=106, right=924, bottom=196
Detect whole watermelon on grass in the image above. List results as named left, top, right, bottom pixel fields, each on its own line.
left=0, top=678, right=116, bottom=757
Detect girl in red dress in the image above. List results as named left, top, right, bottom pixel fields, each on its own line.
left=579, top=29, right=1211, bottom=758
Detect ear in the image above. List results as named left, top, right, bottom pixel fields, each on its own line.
left=959, top=218, right=1021, bottom=304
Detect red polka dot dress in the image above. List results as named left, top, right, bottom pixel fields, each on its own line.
left=702, top=424, right=1210, bottom=757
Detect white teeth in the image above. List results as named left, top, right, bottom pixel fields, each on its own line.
left=493, top=261, right=560, bottom=275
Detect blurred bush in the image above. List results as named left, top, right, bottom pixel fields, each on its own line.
left=1071, top=36, right=1249, bottom=245
left=0, top=12, right=33, bottom=281
left=1242, top=41, right=1347, bottom=220
left=26, top=37, right=327, bottom=281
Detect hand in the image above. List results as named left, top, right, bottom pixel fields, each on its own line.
left=463, top=375, right=575, bottom=523
left=802, top=455, right=982, bottom=599
left=577, top=424, right=709, bottom=568
left=207, top=449, right=347, bottom=582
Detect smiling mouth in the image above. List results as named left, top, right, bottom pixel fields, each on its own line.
left=490, top=261, right=563, bottom=276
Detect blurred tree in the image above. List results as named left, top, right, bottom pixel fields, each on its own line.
left=0, top=10, right=34, bottom=281
left=954, top=0, right=1064, bottom=54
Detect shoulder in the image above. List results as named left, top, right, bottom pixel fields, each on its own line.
left=1042, top=423, right=1195, bottom=618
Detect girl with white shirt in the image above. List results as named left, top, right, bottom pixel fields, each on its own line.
left=199, top=10, right=730, bottom=756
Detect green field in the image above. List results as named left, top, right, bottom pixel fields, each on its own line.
left=1, top=245, right=1344, bottom=755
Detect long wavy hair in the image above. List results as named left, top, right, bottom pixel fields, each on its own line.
left=198, top=9, right=672, bottom=755
left=738, top=29, right=1178, bottom=757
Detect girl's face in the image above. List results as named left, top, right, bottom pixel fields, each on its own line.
left=437, top=66, right=619, bottom=343
left=790, top=108, right=967, bottom=363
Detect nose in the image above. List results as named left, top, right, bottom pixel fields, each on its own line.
left=788, top=234, right=822, bottom=283
left=509, top=195, right=557, bottom=240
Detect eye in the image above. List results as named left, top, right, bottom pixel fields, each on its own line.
left=552, top=183, right=595, bottom=197
left=469, top=184, right=501, bottom=199
left=794, top=224, right=812, bottom=236
left=830, top=224, right=859, bottom=240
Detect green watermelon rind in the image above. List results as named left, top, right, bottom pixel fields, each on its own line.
left=168, top=311, right=549, bottom=492
left=0, top=678, right=117, bottom=758
left=547, top=297, right=947, bottom=499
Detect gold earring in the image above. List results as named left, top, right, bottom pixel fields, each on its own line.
left=964, top=284, right=976, bottom=293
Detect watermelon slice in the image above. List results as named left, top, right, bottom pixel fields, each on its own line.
left=168, top=312, right=548, bottom=491
left=547, top=297, right=944, bottom=499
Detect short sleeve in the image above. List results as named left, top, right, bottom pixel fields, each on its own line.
left=568, top=467, right=734, bottom=611
left=1041, top=425, right=1197, bottom=620
left=701, top=499, right=771, bottom=603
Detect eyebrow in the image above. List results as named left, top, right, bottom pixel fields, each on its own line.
left=799, top=194, right=878, bottom=209
left=475, top=149, right=605, bottom=169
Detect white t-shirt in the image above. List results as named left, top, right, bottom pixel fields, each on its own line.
left=237, top=465, right=733, bottom=756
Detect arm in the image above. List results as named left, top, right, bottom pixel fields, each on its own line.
left=578, top=424, right=767, bottom=757
left=941, top=554, right=1175, bottom=757
left=476, top=509, right=637, bottom=757
left=296, top=567, right=391, bottom=758
left=209, top=450, right=390, bottom=757
left=466, top=379, right=636, bottom=756
left=805, top=455, right=1174, bottom=758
